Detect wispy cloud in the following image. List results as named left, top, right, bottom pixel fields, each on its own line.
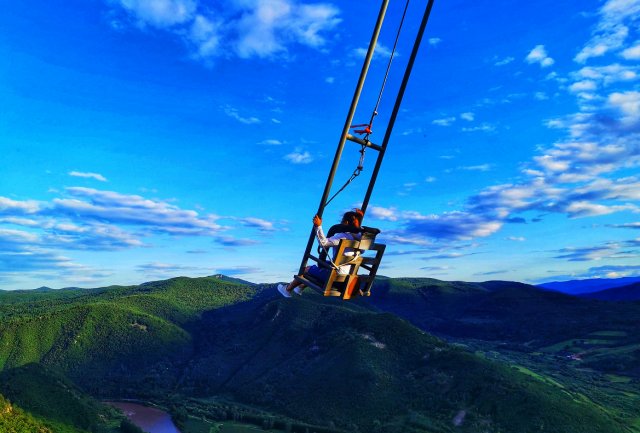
left=580, top=264, right=640, bottom=278
left=575, top=0, right=640, bottom=63
left=460, top=112, right=475, bottom=121
left=0, top=197, right=41, bottom=214
left=284, top=149, right=313, bottom=164
left=432, top=116, right=456, bottom=126
left=0, top=185, right=277, bottom=272
left=110, top=0, right=341, bottom=62
left=117, top=0, right=197, bottom=28
left=69, top=171, right=108, bottom=182
left=223, top=105, right=261, bottom=124
left=54, top=187, right=225, bottom=236
left=461, top=123, right=495, bottom=133
left=352, top=44, right=393, bottom=60
left=525, top=45, right=554, bottom=68
left=459, top=164, right=492, bottom=172
left=608, top=222, right=640, bottom=229
left=494, top=56, right=514, bottom=66
left=137, top=262, right=202, bottom=276
left=214, top=266, right=262, bottom=276
left=621, top=42, right=640, bottom=59
left=367, top=206, right=399, bottom=221
left=239, top=217, right=276, bottom=232
left=215, top=235, right=260, bottom=247
left=259, top=139, right=284, bottom=145
left=552, top=241, right=638, bottom=262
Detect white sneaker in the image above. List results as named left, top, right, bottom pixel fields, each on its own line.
left=293, top=287, right=303, bottom=296
left=277, top=284, right=292, bottom=298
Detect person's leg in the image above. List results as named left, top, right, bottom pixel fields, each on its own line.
left=278, top=267, right=310, bottom=297
left=286, top=267, right=310, bottom=292
left=306, top=265, right=330, bottom=286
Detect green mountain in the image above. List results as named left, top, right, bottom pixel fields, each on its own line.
left=369, top=278, right=639, bottom=341
left=0, top=276, right=638, bottom=433
left=0, top=363, right=123, bottom=433
left=183, top=295, right=631, bottom=432
left=0, top=393, right=53, bottom=433
left=368, top=278, right=640, bottom=379
left=0, top=277, right=255, bottom=391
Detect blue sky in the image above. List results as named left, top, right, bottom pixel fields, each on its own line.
left=1, top=0, right=640, bottom=290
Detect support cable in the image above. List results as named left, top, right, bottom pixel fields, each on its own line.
left=353, top=0, right=411, bottom=141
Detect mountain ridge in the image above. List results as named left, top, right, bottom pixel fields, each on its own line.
left=578, top=281, right=640, bottom=301
left=537, top=276, right=640, bottom=294
left=0, top=275, right=638, bottom=432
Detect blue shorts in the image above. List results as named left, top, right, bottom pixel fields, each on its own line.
left=307, top=265, right=330, bottom=283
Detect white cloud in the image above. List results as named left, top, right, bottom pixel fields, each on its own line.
left=111, top=0, right=341, bottom=61
left=462, top=123, right=495, bottom=132
left=460, top=164, right=492, bottom=172
left=223, top=105, right=261, bottom=124
left=526, top=45, right=555, bottom=68
left=428, top=37, right=442, bottom=46
left=622, top=42, right=640, bottom=59
left=609, top=90, right=640, bottom=124
left=118, top=0, right=196, bottom=28
left=284, top=150, right=312, bottom=164
left=575, top=64, right=638, bottom=85
left=189, top=14, right=222, bottom=58
left=53, top=188, right=224, bottom=236
left=432, top=116, right=456, bottom=126
left=575, top=0, right=640, bottom=63
left=240, top=217, right=276, bottom=231
left=368, top=206, right=399, bottom=221
left=69, top=171, right=108, bottom=182
left=0, top=197, right=41, bottom=214
left=494, top=56, right=514, bottom=66
left=569, top=80, right=597, bottom=93
left=235, top=0, right=340, bottom=58
left=403, top=211, right=503, bottom=241
left=460, top=112, right=475, bottom=121
left=259, top=139, right=283, bottom=145
left=352, top=44, right=393, bottom=60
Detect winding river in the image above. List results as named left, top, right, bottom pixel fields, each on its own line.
left=107, top=401, right=181, bottom=433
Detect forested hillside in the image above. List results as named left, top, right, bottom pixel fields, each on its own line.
left=0, top=276, right=638, bottom=433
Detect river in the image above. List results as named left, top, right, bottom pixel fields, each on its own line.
left=107, top=401, right=181, bottom=433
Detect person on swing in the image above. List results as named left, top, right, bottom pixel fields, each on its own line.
left=277, top=210, right=363, bottom=297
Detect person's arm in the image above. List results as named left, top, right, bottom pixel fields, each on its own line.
left=313, top=215, right=342, bottom=248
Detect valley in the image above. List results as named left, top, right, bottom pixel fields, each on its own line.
left=0, top=275, right=638, bottom=433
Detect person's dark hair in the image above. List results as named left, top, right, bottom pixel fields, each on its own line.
left=342, top=211, right=362, bottom=228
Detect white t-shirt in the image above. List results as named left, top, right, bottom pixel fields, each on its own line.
left=314, top=225, right=361, bottom=275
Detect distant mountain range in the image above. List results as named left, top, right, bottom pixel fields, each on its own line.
left=577, top=281, right=640, bottom=301
left=537, top=276, right=640, bottom=295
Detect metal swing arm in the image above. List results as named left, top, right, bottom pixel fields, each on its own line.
left=297, top=0, right=390, bottom=276
left=297, top=0, right=436, bottom=277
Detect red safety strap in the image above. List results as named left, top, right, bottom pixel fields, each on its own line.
left=350, top=123, right=372, bottom=135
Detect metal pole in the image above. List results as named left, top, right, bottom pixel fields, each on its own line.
left=298, top=0, right=390, bottom=275
left=361, top=0, right=436, bottom=213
